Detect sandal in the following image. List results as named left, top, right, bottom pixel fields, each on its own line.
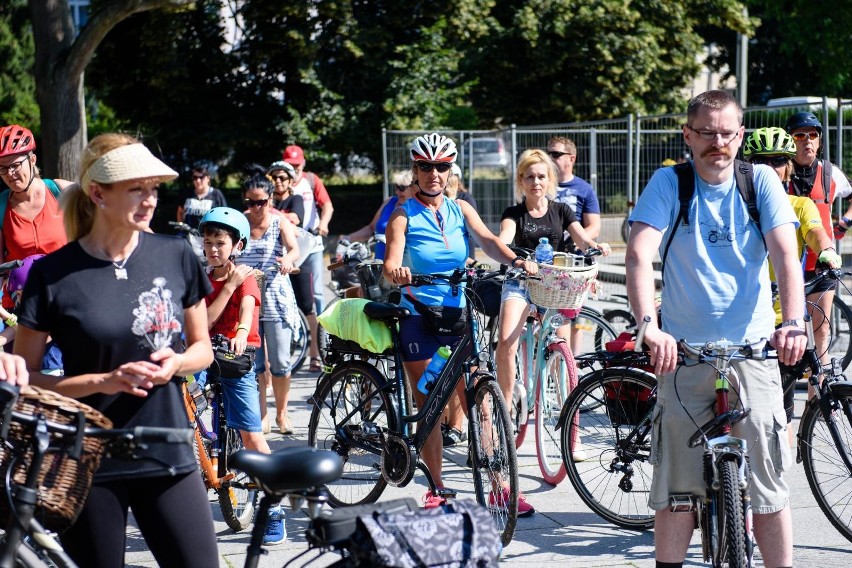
left=309, top=357, right=322, bottom=372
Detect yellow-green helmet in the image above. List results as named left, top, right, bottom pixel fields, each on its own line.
left=743, top=127, right=796, bottom=158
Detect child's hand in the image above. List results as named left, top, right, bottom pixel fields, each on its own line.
left=227, top=264, right=254, bottom=286
left=230, top=335, right=248, bottom=356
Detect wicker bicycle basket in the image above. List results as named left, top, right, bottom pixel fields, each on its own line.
left=527, top=262, right=599, bottom=310
left=0, top=385, right=113, bottom=532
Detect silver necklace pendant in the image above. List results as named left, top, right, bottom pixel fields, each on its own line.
left=114, top=267, right=128, bottom=280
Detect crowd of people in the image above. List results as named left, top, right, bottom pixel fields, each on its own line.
left=0, top=86, right=849, bottom=567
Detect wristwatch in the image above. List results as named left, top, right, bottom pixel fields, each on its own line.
left=511, top=256, right=525, bottom=268
left=780, top=319, right=805, bottom=329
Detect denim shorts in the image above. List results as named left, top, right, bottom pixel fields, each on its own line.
left=647, top=358, right=791, bottom=514
left=399, top=315, right=461, bottom=362
left=255, top=320, right=293, bottom=376
left=500, top=278, right=532, bottom=304
left=197, top=368, right=262, bottom=432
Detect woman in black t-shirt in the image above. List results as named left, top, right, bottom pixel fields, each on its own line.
left=15, top=134, right=218, bottom=568
left=495, top=150, right=610, bottom=458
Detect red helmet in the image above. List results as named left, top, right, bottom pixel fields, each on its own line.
left=0, top=125, right=36, bottom=158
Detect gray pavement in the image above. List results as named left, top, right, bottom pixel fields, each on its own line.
left=122, top=270, right=852, bottom=567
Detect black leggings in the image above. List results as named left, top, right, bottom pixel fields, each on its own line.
left=60, top=471, right=218, bottom=568
left=290, top=267, right=316, bottom=315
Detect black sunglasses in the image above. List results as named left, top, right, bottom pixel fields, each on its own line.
left=750, top=155, right=789, bottom=168
left=244, top=198, right=269, bottom=207
left=191, top=175, right=207, bottom=180
left=394, top=184, right=408, bottom=192
left=547, top=150, right=572, bottom=160
left=415, top=162, right=453, bottom=173
left=271, top=175, right=290, bottom=182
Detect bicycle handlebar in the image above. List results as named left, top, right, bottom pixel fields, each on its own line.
left=0, top=260, right=23, bottom=278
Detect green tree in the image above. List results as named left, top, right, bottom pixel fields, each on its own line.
left=0, top=0, right=38, bottom=129
left=466, top=0, right=752, bottom=124
left=27, top=0, right=194, bottom=179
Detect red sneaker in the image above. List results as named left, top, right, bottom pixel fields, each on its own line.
left=423, top=489, right=447, bottom=510
left=489, top=487, right=535, bottom=517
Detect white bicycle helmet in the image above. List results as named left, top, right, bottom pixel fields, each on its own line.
left=410, top=133, right=458, bottom=163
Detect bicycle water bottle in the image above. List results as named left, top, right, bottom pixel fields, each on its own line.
left=187, top=377, right=208, bottom=413
left=535, top=237, right=554, bottom=265
left=417, top=345, right=452, bottom=394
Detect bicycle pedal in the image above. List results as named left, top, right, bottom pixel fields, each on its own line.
left=435, top=488, right=457, bottom=500
left=669, top=494, right=696, bottom=513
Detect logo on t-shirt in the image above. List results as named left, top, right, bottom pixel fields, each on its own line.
left=131, top=277, right=183, bottom=351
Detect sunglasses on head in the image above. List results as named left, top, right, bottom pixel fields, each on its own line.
left=750, top=155, right=789, bottom=168
left=244, top=198, right=269, bottom=208
left=415, top=161, right=453, bottom=173
left=791, top=131, right=820, bottom=141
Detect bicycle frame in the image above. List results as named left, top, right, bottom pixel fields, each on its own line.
left=182, top=380, right=233, bottom=490
left=517, top=308, right=570, bottom=415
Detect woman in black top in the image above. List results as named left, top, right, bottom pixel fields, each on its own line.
left=495, top=149, right=609, bottom=463
left=15, top=133, right=218, bottom=568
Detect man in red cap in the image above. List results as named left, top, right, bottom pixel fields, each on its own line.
left=282, top=144, right=334, bottom=372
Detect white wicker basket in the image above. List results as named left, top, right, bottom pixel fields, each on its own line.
left=527, top=262, right=598, bottom=310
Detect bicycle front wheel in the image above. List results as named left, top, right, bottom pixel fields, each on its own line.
left=290, top=311, right=310, bottom=373
left=710, top=459, right=747, bottom=568
left=218, top=427, right=259, bottom=532
left=308, top=361, right=397, bottom=507
left=534, top=342, right=574, bottom=485
left=561, top=368, right=656, bottom=529
left=470, top=377, right=519, bottom=547
left=799, top=392, right=852, bottom=542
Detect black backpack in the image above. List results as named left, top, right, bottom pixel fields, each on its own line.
left=660, top=160, right=761, bottom=278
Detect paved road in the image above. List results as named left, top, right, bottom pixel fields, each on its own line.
left=122, top=283, right=852, bottom=567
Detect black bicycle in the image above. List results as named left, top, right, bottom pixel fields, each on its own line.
left=308, top=266, right=520, bottom=545
left=0, top=382, right=192, bottom=568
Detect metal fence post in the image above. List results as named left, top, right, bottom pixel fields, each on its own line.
left=823, top=96, right=831, bottom=163
left=589, top=128, right=598, bottom=192
left=381, top=128, right=389, bottom=200
left=627, top=114, right=634, bottom=205
left=633, top=115, right=642, bottom=206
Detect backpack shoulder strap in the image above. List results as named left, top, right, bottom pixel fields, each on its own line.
left=306, top=172, right=316, bottom=193
left=43, top=179, right=62, bottom=199
left=822, top=160, right=832, bottom=204
left=0, top=190, right=8, bottom=230
left=661, top=163, right=694, bottom=279
left=733, top=159, right=761, bottom=230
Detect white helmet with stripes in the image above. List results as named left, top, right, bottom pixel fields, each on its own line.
left=410, top=133, right=458, bottom=163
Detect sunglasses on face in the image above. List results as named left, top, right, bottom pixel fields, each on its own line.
left=750, top=155, right=789, bottom=168
left=547, top=150, right=572, bottom=160
left=791, top=131, right=820, bottom=141
left=192, top=175, right=207, bottom=180
left=244, top=198, right=269, bottom=208
left=0, top=156, right=29, bottom=176
left=415, top=161, right=452, bottom=173
left=271, top=175, right=290, bottom=182
left=394, top=184, right=408, bottom=192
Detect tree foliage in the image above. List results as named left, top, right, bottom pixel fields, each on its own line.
left=0, top=1, right=38, bottom=131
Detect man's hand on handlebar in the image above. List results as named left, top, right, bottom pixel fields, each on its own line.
left=771, top=325, right=808, bottom=366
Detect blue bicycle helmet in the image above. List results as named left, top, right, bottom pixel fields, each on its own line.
left=785, top=112, right=822, bottom=134
left=199, top=207, right=250, bottom=250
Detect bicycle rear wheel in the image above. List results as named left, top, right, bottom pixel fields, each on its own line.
left=535, top=342, right=574, bottom=485
left=290, top=311, right=310, bottom=373
left=308, top=361, right=397, bottom=507
left=469, top=377, right=519, bottom=547
left=827, top=296, right=852, bottom=372
left=573, top=307, right=618, bottom=356
left=560, top=368, right=656, bottom=529
left=799, top=391, right=852, bottom=543
left=218, top=427, right=259, bottom=532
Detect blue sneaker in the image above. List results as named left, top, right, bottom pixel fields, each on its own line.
left=263, top=506, right=286, bottom=545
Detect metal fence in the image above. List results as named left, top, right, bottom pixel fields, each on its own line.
left=383, top=97, right=852, bottom=234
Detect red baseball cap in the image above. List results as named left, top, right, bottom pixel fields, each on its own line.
left=282, top=145, right=305, bottom=165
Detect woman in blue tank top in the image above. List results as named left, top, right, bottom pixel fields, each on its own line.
left=383, top=133, right=538, bottom=513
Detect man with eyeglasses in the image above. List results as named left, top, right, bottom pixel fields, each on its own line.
left=785, top=112, right=852, bottom=383
left=282, top=145, right=334, bottom=372
left=176, top=164, right=227, bottom=230
left=627, top=90, right=804, bottom=568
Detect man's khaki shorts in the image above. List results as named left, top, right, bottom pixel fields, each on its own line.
left=648, top=358, right=792, bottom=514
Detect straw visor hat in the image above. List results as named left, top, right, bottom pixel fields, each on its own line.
left=81, top=144, right=178, bottom=194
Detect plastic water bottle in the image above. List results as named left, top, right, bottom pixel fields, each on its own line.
left=535, top=237, right=554, bottom=265
left=417, top=346, right=452, bottom=394
left=187, top=378, right=208, bottom=413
